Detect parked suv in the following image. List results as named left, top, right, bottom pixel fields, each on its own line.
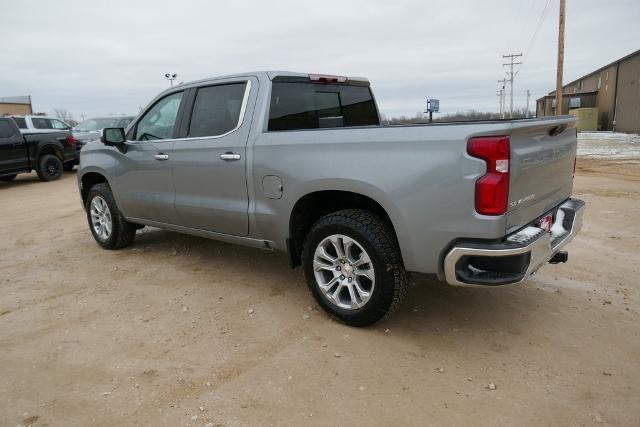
left=77, top=71, right=585, bottom=326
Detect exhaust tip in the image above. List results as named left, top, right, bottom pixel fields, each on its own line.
left=549, top=251, right=569, bottom=264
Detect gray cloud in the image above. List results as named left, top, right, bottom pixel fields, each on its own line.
left=1, top=0, right=638, bottom=119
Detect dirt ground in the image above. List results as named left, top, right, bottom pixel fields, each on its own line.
left=1, top=157, right=639, bottom=427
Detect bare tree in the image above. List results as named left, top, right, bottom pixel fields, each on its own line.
left=53, top=108, right=74, bottom=123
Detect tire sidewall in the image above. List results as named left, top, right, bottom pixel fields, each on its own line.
left=86, top=186, right=118, bottom=249
left=38, top=154, right=63, bottom=181
left=302, top=220, right=395, bottom=324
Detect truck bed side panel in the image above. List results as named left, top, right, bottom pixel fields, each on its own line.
left=251, top=124, right=509, bottom=275
left=250, top=117, right=577, bottom=276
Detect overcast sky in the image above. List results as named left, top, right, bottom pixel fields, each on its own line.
left=1, top=0, right=638, bottom=120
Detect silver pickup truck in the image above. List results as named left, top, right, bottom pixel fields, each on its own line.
left=77, top=71, right=585, bottom=326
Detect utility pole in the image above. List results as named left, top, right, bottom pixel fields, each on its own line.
left=503, top=53, right=523, bottom=118
left=497, top=78, right=507, bottom=119
left=555, top=0, right=566, bottom=115
left=526, top=89, right=531, bottom=118
left=497, top=90, right=504, bottom=118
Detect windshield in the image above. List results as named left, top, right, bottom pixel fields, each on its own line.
left=75, top=118, right=121, bottom=132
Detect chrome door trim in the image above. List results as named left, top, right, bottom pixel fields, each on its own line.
left=123, top=79, right=253, bottom=145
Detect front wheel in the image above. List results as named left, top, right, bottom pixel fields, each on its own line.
left=86, top=183, right=137, bottom=249
left=302, top=209, right=408, bottom=327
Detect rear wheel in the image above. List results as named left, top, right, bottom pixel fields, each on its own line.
left=86, top=183, right=136, bottom=249
left=302, top=209, right=408, bottom=326
left=36, top=154, right=63, bottom=181
left=0, top=174, right=17, bottom=182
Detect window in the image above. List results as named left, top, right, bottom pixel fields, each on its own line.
left=11, top=117, right=27, bottom=129
left=32, top=117, right=53, bottom=129
left=0, top=121, right=16, bottom=138
left=187, top=83, right=247, bottom=138
left=268, top=82, right=379, bottom=131
left=116, top=118, right=133, bottom=129
left=135, top=91, right=183, bottom=140
left=51, top=119, right=69, bottom=130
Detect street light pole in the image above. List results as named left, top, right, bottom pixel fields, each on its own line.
left=165, top=73, right=178, bottom=87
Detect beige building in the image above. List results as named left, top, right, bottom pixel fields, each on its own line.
left=536, top=49, right=640, bottom=133
left=0, top=96, right=33, bottom=116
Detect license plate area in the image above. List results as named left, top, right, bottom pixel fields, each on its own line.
left=537, top=214, right=554, bottom=232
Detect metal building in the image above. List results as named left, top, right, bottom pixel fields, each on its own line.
left=0, top=96, right=33, bottom=116
left=536, top=49, right=640, bottom=133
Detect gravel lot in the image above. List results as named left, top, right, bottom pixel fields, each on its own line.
left=1, top=154, right=639, bottom=426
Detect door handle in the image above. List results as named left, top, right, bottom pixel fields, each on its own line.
left=220, top=152, right=241, bottom=161
left=154, top=153, right=169, bottom=161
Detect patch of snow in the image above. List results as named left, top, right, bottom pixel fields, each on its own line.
left=550, top=209, right=566, bottom=239
left=578, top=132, right=640, bottom=159
left=467, top=265, right=487, bottom=276
left=508, top=226, right=543, bottom=244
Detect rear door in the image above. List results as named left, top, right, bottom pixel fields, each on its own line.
left=0, top=119, right=28, bottom=173
left=506, top=117, right=577, bottom=232
left=171, top=78, right=255, bottom=236
left=113, top=90, right=185, bottom=224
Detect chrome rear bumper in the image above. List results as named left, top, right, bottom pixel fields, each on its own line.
left=444, top=198, right=585, bottom=287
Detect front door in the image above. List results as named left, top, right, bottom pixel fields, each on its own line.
left=112, top=90, right=185, bottom=224
left=0, top=120, right=28, bottom=174
left=172, top=79, right=255, bottom=236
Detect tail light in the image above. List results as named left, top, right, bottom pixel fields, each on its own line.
left=66, top=135, right=77, bottom=149
left=467, top=136, right=510, bottom=216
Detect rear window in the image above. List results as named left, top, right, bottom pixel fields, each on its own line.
left=32, top=118, right=53, bottom=129
left=11, top=117, right=27, bottom=129
left=268, top=81, right=379, bottom=131
left=0, top=120, right=16, bottom=138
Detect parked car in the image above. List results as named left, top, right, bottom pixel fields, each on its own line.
left=0, top=117, right=77, bottom=182
left=73, top=116, right=134, bottom=145
left=9, top=115, right=72, bottom=134
left=64, top=116, right=135, bottom=170
left=77, top=71, right=585, bottom=326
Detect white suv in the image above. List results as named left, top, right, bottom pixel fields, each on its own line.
left=10, top=115, right=72, bottom=134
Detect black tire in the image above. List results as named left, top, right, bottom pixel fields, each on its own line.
left=302, top=209, right=408, bottom=327
left=63, top=162, right=76, bottom=171
left=85, top=183, right=136, bottom=250
left=36, top=154, right=63, bottom=181
left=0, top=174, right=17, bottom=182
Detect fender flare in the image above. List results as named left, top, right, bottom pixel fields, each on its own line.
left=35, top=141, right=65, bottom=161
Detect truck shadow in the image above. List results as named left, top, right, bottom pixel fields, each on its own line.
left=130, top=227, right=541, bottom=336
left=0, top=171, right=77, bottom=189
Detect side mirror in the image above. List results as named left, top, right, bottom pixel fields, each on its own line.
left=102, top=128, right=126, bottom=146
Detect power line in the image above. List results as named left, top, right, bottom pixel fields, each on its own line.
left=524, top=0, right=555, bottom=57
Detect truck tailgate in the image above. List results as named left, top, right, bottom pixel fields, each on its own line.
left=506, top=117, right=577, bottom=232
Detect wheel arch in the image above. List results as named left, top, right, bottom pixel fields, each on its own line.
left=36, top=142, right=64, bottom=162
left=79, top=171, right=110, bottom=207
left=287, top=187, right=407, bottom=269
